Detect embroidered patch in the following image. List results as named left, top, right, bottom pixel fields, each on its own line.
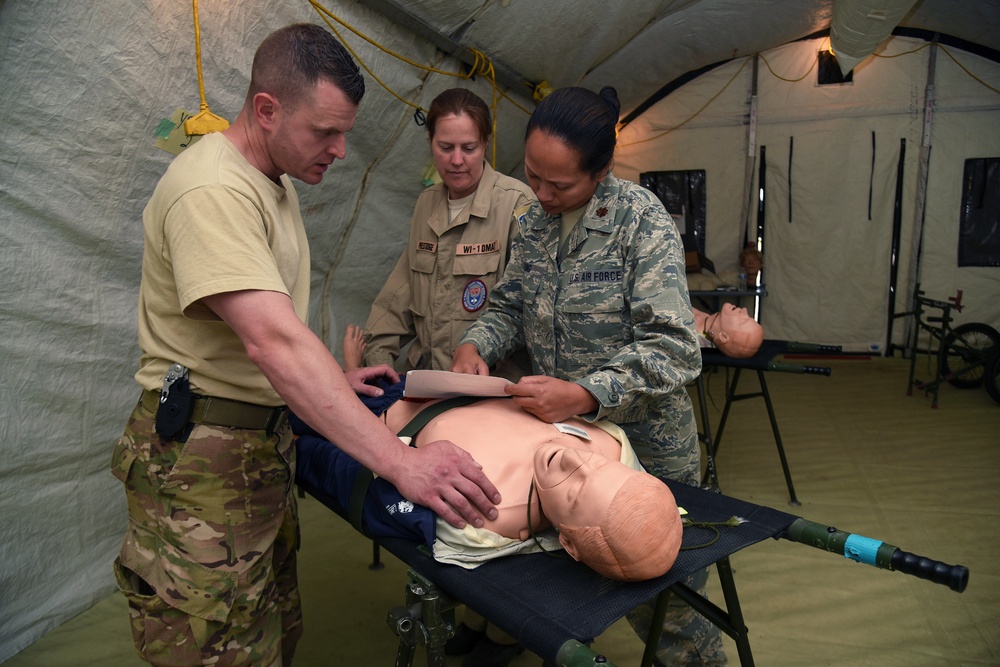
left=462, top=279, right=488, bottom=312
left=568, top=269, right=623, bottom=284
left=596, top=207, right=608, bottom=217
left=455, top=239, right=500, bottom=255
left=387, top=500, right=415, bottom=515
left=417, top=240, right=437, bottom=253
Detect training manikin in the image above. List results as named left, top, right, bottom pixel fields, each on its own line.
left=297, top=395, right=683, bottom=581
left=693, top=304, right=764, bottom=358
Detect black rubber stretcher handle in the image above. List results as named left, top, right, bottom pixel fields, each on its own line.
left=768, top=361, right=832, bottom=376
left=784, top=518, right=969, bottom=593
left=784, top=342, right=843, bottom=354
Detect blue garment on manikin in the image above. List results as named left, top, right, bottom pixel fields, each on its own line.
left=292, top=378, right=437, bottom=547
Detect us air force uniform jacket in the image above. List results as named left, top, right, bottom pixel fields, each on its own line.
left=459, top=173, right=702, bottom=483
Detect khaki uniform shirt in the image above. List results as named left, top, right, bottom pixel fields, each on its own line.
left=364, top=162, right=534, bottom=372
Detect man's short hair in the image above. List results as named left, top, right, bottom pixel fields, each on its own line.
left=248, top=23, right=365, bottom=110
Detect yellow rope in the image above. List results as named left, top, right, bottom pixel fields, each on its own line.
left=193, top=0, right=206, bottom=112
left=308, top=0, right=535, bottom=167
left=303, top=5, right=1000, bottom=158
left=183, top=0, right=229, bottom=135
left=833, top=39, right=997, bottom=95
left=930, top=44, right=1000, bottom=95
left=620, top=33, right=999, bottom=149
left=862, top=39, right=998, bottom=95
left=310, top=1, right=427, bottom=111
left=873, top=41, right=931, bottom=59
left=759, top=50, right=816, bottom=83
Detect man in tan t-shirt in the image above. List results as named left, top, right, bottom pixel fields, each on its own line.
left=111, top=24, right=500, bottom=667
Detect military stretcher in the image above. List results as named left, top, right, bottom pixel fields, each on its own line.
left=295, top=426, right=969, bottom=667
left=696, top=339, right=850, bottom=506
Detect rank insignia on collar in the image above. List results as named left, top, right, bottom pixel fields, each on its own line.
left=596, top=207, right=608, bottom=217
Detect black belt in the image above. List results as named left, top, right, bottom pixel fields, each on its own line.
left=141, top=389, right=288, bottom=434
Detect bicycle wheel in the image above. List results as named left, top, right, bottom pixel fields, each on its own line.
left=940, top=322, right=1000, bottom=389
left=986, top=349, right=1000, bottom=405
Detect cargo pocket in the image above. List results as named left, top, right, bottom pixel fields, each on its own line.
left=110, top=437, right=137, bottom=485
left=114, top=555, right=214, bottom=663
left=409, top=250, right=436, bottom=312
left=559, top=278, right=628, bottom=369
left=452, top=251, right=500, bottom=278
left=118, top=523, right=239, bottom=624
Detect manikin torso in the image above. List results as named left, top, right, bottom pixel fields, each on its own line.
left=383, top=397, right=624, bottom=540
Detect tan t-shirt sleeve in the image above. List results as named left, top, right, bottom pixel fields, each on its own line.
left=166, top=185, right=290, bottom=318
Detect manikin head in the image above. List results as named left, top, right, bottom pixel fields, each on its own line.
left=532, top=444, right=683, bottom=581
left=703, top=303, right=764, bottom=358
left=739, top=246, right=764, bottom=281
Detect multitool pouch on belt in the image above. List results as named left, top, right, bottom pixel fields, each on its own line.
left=155, top=362, right=194, bottom=442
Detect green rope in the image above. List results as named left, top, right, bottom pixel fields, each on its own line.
left=680, top=516, right=747, bottom=550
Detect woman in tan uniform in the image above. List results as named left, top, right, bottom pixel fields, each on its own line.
left=362, top=88, right=534, bottom=379
left=360, top=88, right=533, bottom=666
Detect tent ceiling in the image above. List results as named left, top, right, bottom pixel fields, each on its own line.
left=373, top=0, right=1000, bottom=117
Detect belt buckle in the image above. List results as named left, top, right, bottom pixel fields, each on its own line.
left=266, top=407, right=289, bottom=435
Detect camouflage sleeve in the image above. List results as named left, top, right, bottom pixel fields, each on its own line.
left=503, top=199, right=532, bottom=261
left=459, top=221, right=529, bottom=365
left=363, top=247, right=415, bottom=368
left=576, top=198, right=701, bottom=423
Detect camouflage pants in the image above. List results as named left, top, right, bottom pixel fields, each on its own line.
left=111, top=398, right=302, bottom=667
left=626, top=398, right=726, bottom=665
left=626, top=567, right=728, bottom=666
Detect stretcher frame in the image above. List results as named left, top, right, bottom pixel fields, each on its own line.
left=296, top=461, right=968, bottom=667
left=696, top=340, right=842, bottom=506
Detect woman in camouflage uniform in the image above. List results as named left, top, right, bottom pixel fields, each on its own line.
left=452, top=86, right=727, bottom=666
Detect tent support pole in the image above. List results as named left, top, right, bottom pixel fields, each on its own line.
left=755, top=145, right=767, bottom=325
left=354, top=0, right=533, bottom=95
left=741, top=55, right=760, bottom=250
left=892, top=39, right=938, bottom=357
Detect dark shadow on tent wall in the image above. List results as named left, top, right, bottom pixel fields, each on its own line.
left=640, top=170, right=708, bottom=268
left=817, top=50, right=854, bottom=85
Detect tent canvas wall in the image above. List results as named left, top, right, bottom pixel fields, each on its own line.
left=0, top=3, right=534, bottom=659
left=1, top=0, right=997, bottom=661
left=615, top=34, right=1000, bottom=350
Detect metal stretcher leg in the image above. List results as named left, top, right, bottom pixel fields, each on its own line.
left=703, top=367, right=800, bottom=506
left=640, top=557, right=755, bottom=667
left=755, top=370, right=800, bottom=506
left=386, top=570, right=625, bottom=667
left=371, top=541, right=384, bottom=570
left=695, top=374, right=722, bottom=491
left=387, top=570, right=457, bottom=667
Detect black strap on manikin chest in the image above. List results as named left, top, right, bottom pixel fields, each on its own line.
left=347, top=395, right=492, bottom=534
